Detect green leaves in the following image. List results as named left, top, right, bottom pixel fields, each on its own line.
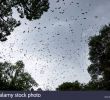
left=56, top=81, right=83, bottom=91
left=0, top=61, right=37, bottom=90
left=88, top=24, right=110, bottom=81
left=0, top=0, right=49, bottom=41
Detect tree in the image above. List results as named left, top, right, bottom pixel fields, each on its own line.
left=56, top=81, right=83, bottom=91
left=0, top=0, right=49, bottom=41
left=0, top=60, right=38, bottom=90
left=88, top=24, right=110, bottom=82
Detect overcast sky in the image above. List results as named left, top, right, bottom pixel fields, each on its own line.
left=0, top=0, right=110, bottom=90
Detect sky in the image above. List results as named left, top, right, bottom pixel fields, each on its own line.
left=0, top=0, right=110, bottom=90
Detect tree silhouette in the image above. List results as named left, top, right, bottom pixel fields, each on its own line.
left=0, top=0, right=49, bottom=41
left=0, top=60, right=37, bottom=90
left=88, top=25, right=110, bottom=82
left=87, top=24, right=110, bottom=90
left=56, top=81, right=83, bottom=91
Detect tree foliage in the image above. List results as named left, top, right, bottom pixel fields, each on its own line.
left=88, top=25, right=110, bottom=81
left=56, top=81, right=83, bottom=91
left=0, top=0, right=49, bottom=41
left=0, top=60, right=37, bottom=90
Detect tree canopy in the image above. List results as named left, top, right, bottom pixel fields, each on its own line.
left=0, top=60, right=37, bottom=90
left=0, top=0, right=49, bottom=41
left=88, top=24, right=110, bottom=82
left=56, top=81, right=83, bottom=91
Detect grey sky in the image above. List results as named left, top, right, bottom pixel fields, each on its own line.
left=0, top=0, right=110, bottom=90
